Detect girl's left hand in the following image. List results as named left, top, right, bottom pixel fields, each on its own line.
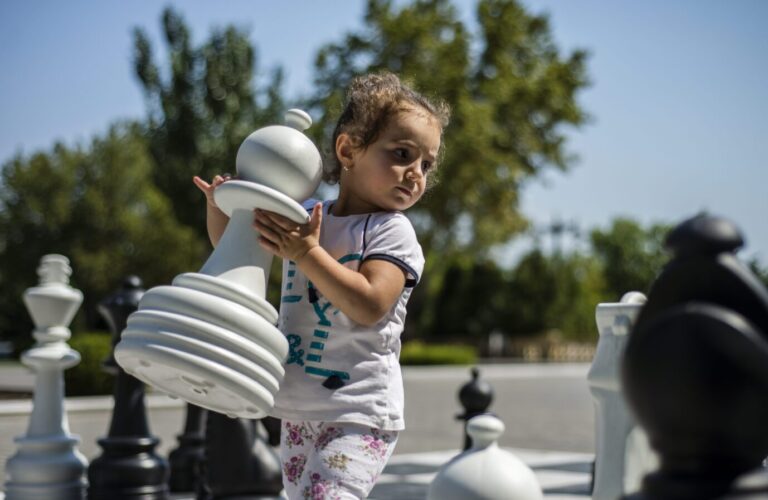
left=253, top=202, right=322, bottom=261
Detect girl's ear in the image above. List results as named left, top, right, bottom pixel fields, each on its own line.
left=335, top=133, right=357, bottom=169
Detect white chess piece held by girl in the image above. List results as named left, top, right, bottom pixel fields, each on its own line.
left=115, top=109, right=322, bottom=420
left=199, top=72, right=450, bottom=500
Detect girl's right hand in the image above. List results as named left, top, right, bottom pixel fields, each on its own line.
left=193, top=174, right=232, bottom=209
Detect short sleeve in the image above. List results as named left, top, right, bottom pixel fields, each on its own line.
left=301, top=198, right=323, bottom=213
left=362, top=213, right=425, bottom=288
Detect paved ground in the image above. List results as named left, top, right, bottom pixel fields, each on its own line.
left=399, top=363, right=593, bottom=454
left=1, top=362, right=595, bottom=498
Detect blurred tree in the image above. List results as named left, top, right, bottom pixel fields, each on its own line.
left=427, top=249, right=604, bottom=343
left=502, top=249, right=604, bottom=341
left=545, top=253, right=606, bottom=341
left=306, top=0, right=589, bottom=335
left=133, top=7, right=285, bottom=235
left=430, top=259, right=507, bottom=339
left=0, top=123, right=203, bottom=348
left=746, top=258, right=768, bottom=289
left=590, top=218, right=671, bottom=300
left=504, top=249, right=556, bottom=335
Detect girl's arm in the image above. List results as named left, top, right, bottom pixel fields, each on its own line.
left=193, top=175, right=230, bottom=246
left=254, top=204, right=406, bottom=326
left=297, top=247, right=406, bottom=326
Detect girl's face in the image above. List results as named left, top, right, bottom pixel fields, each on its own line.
left=336, top=106, right=441, bottom=215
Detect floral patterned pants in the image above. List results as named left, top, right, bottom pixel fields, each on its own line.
left=280, top=419, right=399, bottom=499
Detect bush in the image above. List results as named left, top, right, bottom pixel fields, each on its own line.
left=400, top=340, right=477, bottom=366
left=65, top=331, right=115, bottom=396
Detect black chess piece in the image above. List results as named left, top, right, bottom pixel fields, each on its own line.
left=456, top=367, right=494, bottom=450
left=168, top=404, right=207, bottom=493
left=622, top=214, right=768, bottom=499
left=88, top=276, right=170, bottom=499
left=197, top=413, right=283, bottom=499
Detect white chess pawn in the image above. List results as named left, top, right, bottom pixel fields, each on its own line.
left=427, top=414, right=543, bottom=500
left=4, top=254, right=88, bottom=500
left=115, top=109, right=322, bottom=419
left=588, top=291, right=658, bottom=499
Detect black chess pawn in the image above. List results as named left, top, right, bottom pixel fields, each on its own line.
left=197, top=413, right=283, bottom=499
left=168, top=404, right=207, bottom=493
left=88, top=276, right=169, bottom=499
left=456, top=367, right=494, bottom=450
left=622, top=214, right=768, bottom=499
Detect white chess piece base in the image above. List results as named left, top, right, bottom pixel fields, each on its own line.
left=115, top=181, right=308, bottom=418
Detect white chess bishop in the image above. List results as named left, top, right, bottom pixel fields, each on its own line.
left=114, top=109, right=322, bottom=419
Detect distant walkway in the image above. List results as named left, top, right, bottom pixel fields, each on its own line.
left=399, top=362, right=593, bottom=454
left=0, top=362, right=33, bottom=393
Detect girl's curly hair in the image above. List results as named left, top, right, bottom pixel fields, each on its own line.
left=324, top=72, right=451, bottom=187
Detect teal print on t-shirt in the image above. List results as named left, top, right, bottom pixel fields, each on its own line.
left=282, top=261, right=302, bottom=303
left=301, top=254, right=359, bottom=381
left=338, top=253, right=362, bottom=265
left=311, top=301, right=332, bottom=326
left=286, top=334, right=304, bottom=366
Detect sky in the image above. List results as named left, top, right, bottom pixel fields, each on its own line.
left=1, top=0, right=767, bottom=267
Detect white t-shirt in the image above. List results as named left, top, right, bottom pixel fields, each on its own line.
left=270, top=199, right=424, bottom=431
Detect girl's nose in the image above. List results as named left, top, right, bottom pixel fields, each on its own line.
left=405, top=164, right=422, bottom=180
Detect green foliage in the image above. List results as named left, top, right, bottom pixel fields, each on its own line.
left=307, top=0, right=590, bottom=335
left=547, top=254, right=606, bottom=340
left=0, top=9, right=289, bottom=343
left=425, top=248, right=604, bottom=342
left=430, top=260, right=507, bottom=339
left=503, top=249, right=605, bottom=341
left=747, top=258, right=768, bottom=289
left=133, top=7, right=285, bottom=235
left=65, top=332, right=115, bottom=396
left=400, top=340, right=477, bottom=365
left=0, top=124, right=204, bottom=342
left=505, top=249, right=557, bottom=334
left=590, top=218, right=671, bottom=299
left=310, top=0, right=590, bottom=254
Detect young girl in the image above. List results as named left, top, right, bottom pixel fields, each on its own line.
left=194, top=72, right=450, bottom=499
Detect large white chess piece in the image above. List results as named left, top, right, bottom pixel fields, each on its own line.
left=427, top=414, right=543, bottom=500
left=115, top=109, right=322, bottom=419
left=587, top=291, right=658, bottom=500
left=4, top=254, right=88, bottom=500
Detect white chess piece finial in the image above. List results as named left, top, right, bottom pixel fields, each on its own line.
left=588, top=291, right=659, bottom=499
left=427, top=414, right=544, bottom=500
left=4, top=254, right=88, bottom=500
left=115, top=110, right=322, bottom=418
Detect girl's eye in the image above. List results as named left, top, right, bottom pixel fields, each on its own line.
left=393, top=148, right=409, bottom=160
left=421, top=161, right=433, bottom=172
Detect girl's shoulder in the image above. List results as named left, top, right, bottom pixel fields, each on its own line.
left=366, top=210, right=420, bottom=244
left=363, top=210, right=424, bottom=282
left=315, top=199, right=418, bottom=242
left=368, top=209, right=414, bottom=228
